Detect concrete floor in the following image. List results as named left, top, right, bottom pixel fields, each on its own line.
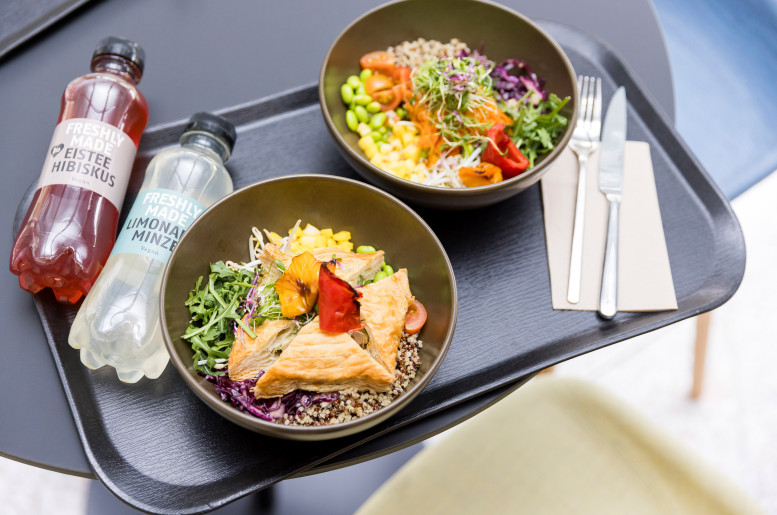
left=2, top=171, right=775, bottom=513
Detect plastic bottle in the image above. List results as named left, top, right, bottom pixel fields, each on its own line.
left=68, top=113, right=237, bottom=382
left=9, top=37, right=149, bottom=303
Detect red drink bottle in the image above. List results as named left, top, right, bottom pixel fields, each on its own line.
left=10, top=37, right=149, bottom=303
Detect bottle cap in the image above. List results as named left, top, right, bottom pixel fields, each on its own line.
left=93, top=37, right=145, bottom=73
left=184, top=112, right=238, bottom=153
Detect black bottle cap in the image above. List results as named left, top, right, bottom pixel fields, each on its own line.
left=93, top=37, right=145, bottom=72
left=184, top=112, right=238, bottom=153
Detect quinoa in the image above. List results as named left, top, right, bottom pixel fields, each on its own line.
left=387, top=38, right=470, bottom=68
left=279, top=333, right=423, bottom=426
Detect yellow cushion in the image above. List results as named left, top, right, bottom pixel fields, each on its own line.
left=356, top=377, right=764, bottom=515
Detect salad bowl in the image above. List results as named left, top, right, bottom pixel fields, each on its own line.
left=320, top=0, right=578, bottom=209
left=160, top=175, right=457, bottom=440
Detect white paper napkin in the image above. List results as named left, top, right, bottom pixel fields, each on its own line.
left=541, top=142, right=677, bottom=311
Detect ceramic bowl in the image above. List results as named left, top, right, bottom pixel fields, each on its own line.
left=160, top=175, right=456, bottom=440
left=319, top=0, right=578, bottom=209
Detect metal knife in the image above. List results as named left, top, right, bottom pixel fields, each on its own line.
left=598, top=86, right=627, bottom=319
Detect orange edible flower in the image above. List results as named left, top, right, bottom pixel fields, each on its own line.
left=274, top=251, right=321, bottom=318
left=458, top=163, right=504, bottom=187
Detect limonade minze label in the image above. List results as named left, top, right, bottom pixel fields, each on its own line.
left=37, top=118, right=136, bottom=211
left=111, top=188, right=205, bottom=263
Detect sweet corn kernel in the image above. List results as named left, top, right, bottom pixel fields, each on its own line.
left=401, top=144, right=420, bottom=161
left=333, top=230, right=351, bottom=242
left=357, top=123, right=371, bottom=137
left=268, top=231, right=283, bottom=245
left=358, top=135, right=378, bottom=159
left=299, top=235, right=316, bottom=247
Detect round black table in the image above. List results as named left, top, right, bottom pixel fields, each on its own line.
left=0, top=0, right=675, bottom=512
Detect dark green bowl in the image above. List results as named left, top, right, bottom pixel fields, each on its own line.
left=160, top=175, right=457, bottom=440
left=320, top=0, right=578, bottom=209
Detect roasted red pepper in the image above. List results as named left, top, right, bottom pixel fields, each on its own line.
left=318, top=263, right=363, bottom=333
left=482, top=123, right=529, bottom=178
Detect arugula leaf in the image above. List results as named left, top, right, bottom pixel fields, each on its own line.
left=182, top=262, right=256, bottom=376
left=501, top=93, right=570, bottom=168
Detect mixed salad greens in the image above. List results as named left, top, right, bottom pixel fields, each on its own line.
left=180, top=223, right=425, bottom=423
left=340, top=40, right=570, bottom=188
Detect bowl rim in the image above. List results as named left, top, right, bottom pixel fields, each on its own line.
left=159, top=174, right=458, bottom=439
left=318, top=0, right=579, bottom=197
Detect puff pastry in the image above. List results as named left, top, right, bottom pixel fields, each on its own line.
left=259, top=243, right=384, bottom=285
left=359, top=269, right=413, bottom=374
left=227, top=319, right=298, bottom=381
left=253, top=318, right=394, bottom=398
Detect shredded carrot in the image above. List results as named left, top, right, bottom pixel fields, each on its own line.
left=473, top=97, right=514, bottom=127
left=406, top=94, right=512, bottom=165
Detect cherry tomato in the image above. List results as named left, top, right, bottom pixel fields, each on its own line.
left=360, top=51, right=396, bottom=75
left=404, top=300, right=427, bottom=334
left=370, top=85, right=401, bottom=112
left=392, top=66, right=412, bottom=89
left=365, top=73, right=394, bottom=96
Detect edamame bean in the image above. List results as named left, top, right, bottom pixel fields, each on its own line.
left=356, top=85, right=367, bottom=96
left=359, top=69, right=373, bottom=81
left=353, top=94, right=373, bottom=105
left=366, top=101, right=382, bottom=113
left=346, top=110, right=359, bottom=132
left=382, top=264, right=394, bottom=275
left=356, top=245, right=376, bottom=254
left=354, top=105, right=370, bottom=123
left=372, top=271, right=388, bottom=282
left=371, top=131, right=382, bottom=142
left=395, top=107, right=407, bottom=119
left=346, top=75, right=361, bottom=89
left=378, top=126, right=387, bottom=134
left=369, top=112, right=387, bottom=129
left=340, top=84, right=354, bottom=105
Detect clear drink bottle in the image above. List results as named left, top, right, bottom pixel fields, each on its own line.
left=10, top=37, right=149, bottom=303
left=68, top=113, right=237, bottom=382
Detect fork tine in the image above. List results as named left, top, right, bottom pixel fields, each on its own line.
left=591, top=78, right=603, bottom=139
left=576, top=75, right=587, bottom=125
left=583, top=76, right=594, bottom=128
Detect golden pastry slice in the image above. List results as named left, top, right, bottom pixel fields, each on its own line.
left=227, top=319, right=298, bottom=381
left=359, top=269, right=413, bottom=374
left=259, top=243, right=385, bottom=285
left=253, top=318, right=394, bottom=398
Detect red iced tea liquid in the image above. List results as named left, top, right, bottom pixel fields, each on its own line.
left=10, top=44, right=148, bottom=303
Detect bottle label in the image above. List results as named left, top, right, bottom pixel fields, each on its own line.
left=37, top=118, right=137, bottom=211
left=111, top=188, right=206, bottom=263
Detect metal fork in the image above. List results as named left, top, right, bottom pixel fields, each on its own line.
left=566, top=76, right=602, bottom=304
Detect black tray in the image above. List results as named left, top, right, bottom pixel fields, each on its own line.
left=28, top=23, right=744, bottom=514
left=0, top=0, right=92, bottom=60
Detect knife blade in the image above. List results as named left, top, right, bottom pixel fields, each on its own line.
left=598, top=86, right=627, bottom=319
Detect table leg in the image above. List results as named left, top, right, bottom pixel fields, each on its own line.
left=690, top=312, right=712, bottom=399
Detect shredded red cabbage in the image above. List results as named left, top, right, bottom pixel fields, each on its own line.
left=460, top=49, right=547, bottom=104
left=201, top=370, right=339, bottom=422
left=490, top=58, right=546, bottom=104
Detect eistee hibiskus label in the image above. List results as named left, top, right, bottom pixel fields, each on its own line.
left=111, top=188, right=205, bottom=263
left=37, top=118, right=136, bottom=210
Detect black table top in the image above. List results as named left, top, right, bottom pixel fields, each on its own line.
left=0, top=0, right=675, bottom=478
